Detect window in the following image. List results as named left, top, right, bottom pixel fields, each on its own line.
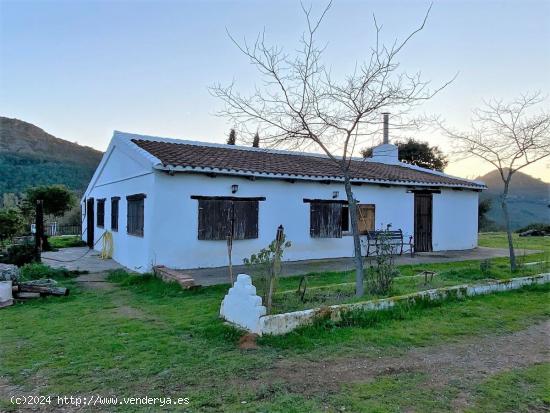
left=97, top=199, right=105, bottom=227
left=111, top=197, right=120, bottom=231
left=357, top=204, right=375, bottom=234
left=194, top=196, right=262, bottom=240
left=309, top=201, right=343, bottom=238
left=127, top=194, right=145, bottom=236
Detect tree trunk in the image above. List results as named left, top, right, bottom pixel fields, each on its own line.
left=501, top=181, right=516, bottom=271
left=343, top=175, right=364, bottom=297
left=35, top=200, right=44, bottom=257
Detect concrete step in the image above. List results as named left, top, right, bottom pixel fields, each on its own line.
left=153, top=265, right=199, bottom=289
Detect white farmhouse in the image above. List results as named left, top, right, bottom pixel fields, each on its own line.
left=81, top=131, right=485, bottom=273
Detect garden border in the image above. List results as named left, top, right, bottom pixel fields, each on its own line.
left=220, top=273, right=550, bottom=336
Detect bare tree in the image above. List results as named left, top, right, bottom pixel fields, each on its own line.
left=211, top=2, right=450, bottom=296
left=441, top=92, right=550, bottom=271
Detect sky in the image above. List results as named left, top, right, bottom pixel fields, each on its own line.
left=1, top=0, right=549, bottom=181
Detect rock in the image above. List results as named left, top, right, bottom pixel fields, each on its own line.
left=24, top=278, right=58, bottom=286
left=519, top=229, right=547, bottom=237
left=0, top=263, right=20, bottom=282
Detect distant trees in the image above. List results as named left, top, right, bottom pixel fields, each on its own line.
left=478, top=198, right=493, bottom=231
left=441, top=92, right=550, bottom=271
left=362, top=138, right=448, bottom=171
left=22, top=185, right=76, bottom=218
left=0, top=208, right=24, bottom=245
left=252, top=132, right=260, bottom=148
left=227, top=128, right=237, bottom=145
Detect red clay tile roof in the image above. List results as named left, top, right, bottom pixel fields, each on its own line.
left=131, top=138, right=485, bottom=189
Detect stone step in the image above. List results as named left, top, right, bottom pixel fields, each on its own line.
left=153, top=265, right=199, bottom=289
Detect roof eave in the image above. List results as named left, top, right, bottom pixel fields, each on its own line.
left=153, top=164, right=486, bottom=191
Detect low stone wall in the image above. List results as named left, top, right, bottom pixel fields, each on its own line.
left=260, top=273, right=550, bottom=335
left=220, top=273, right=550, bottom=336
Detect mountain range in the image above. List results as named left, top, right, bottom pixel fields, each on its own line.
left=476, top=169, right=549, bottom=230
left=0, top=117, right=548, bottom=230
left=0, top=117, right=102, bottom=205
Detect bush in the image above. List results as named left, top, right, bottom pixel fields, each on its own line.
left=20, top=263, right=83, bottom=280
left=515, top=223, right=550, bottom=234
left=363, top=228, right=399, bottom=295
left=5, top=243, right=40, bottom=267
left=480, top=259, right=492, bottom=276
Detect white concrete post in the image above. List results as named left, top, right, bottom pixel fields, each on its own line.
left=220, top=274, right=266, bottom=334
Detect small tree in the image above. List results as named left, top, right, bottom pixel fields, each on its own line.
left=227, top=128, right=237, bottom=145
left=362, top=138, right=448, bottom=171
left=243, top=225, right=291, bottom=314
left=0, top=208, right=24, bottom=246
left=252, top=132, right=260, bottom=148
left=23, top=185, right=76, bottom=218
left=478, top=198, right=493, bottom=231
left=363, top=227, right=399, bottom=294
left=441, top=92, right=550, bottom=271
left=211, top=3, right=450, bottom=296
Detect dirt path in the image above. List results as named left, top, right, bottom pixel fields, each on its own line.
left=252, top=321, right=550, bottom=396
left=75, top=271, right=114, bottom=291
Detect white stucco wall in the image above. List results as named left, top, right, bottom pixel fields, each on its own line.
left=432, top=189, right=479, bottom=251
left=81, top=144, right=156, bottom=272
left=150, top=172, right=478, bottom=270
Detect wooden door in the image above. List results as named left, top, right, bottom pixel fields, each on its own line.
left=86, top=198, right=94, bottom=248
left=414, top=193, right=433, bottom=252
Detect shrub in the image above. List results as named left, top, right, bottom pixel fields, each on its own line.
left=515, top=223, right=550, bottom=234
left=363, top=228, right=399, bottom=295
left=0, top=208, right=25, bottom=245
left=243, top=225, right=291, bottom=314
left=5, top=243, right=40, bottom=267
left=480, top=259, right=492, bottom=276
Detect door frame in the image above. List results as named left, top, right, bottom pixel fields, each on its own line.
left=414, top=192, right=433, bottom=252
left=86, top=197, right=94, bottom=248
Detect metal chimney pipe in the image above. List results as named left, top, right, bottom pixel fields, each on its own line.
left=382, top=112, right=390, bottom=144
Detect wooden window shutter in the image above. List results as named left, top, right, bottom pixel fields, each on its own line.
left=198, top=199, right=232, bottom=240
left=310, top=202, right=342, bottom=238
left=232, top=200, right=259, bottom=240
left=357, top=204, right=375, bottom=234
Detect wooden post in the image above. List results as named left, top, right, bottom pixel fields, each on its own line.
left=35, top=200, right=44, bottom=256
left=266, top=225, right=284, bottom=313
left=226, top=231, right=234, bottom=286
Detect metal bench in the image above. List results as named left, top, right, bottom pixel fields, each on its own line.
left=364, top=229, right=414, bottom=257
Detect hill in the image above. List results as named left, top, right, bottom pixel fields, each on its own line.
left=477, top=169, right=549, bottom=230
left=0, top=117, right=103, bottom=204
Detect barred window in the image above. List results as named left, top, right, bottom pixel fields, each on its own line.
left=111, top=197, right=120, bottom=231
left=126, top=194, right=145, bottom=237
left=97, top=199, right=105, bottom=227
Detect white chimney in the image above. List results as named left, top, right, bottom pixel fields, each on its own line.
left=368, top=113, right=399, bottom=164
left=382, top=112, right=389, bottom=144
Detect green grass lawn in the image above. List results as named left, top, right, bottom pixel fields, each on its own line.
left=48, top=235, right=86, bottom=249
left=0, top=232, right=548, bottom=412
left=264, top=232, right=550, bottom=313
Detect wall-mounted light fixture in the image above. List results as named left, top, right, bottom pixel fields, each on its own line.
left=332, top=191, right=339, bottom=199
left=231, top=184, right=239, bottom=194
